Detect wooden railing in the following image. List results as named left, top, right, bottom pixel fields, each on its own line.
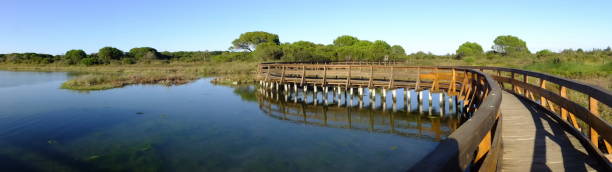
left=257, top=63, right=504, bottom=171
left=256, top=63, right=612, bottom=171
left=469, top=66, right=612, bottom=166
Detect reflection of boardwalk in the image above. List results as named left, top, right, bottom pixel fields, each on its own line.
left=501, top=91, right=597, bottom=171
left=257, top=94, right=459, bottom=141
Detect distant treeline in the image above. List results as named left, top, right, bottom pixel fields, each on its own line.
left=0, top=31, right=611, bottom=66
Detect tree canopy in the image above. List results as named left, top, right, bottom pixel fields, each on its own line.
left=253, top=42, right=283, bottom=61
left=492, top=35, right=529, bottom=55
left=333, top=35, right=359, bottom=47
left=98, top=47, right=124, bottom=64
left=129, top=47, right=162, bottom=61
left=231, top=31, right=280, bottom=52
left=456, top=42, right=483, bottom=58
left=390, top=45, right=406, bottom=57
left=64, top=49, right=87, bottom=64
left=536, top=49, right=554, bottom=58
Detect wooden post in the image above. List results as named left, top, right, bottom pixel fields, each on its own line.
left=433, top=68, right=439, bottom=91
left=511, top=72, right=515, bottom=92
left=522, top=74, right=528, bottom=95
left=389, top=66, right=395, bottom=89
left=458, top=71, right=469, bottom=99
left=265, top=65, right=271, bottom=81
left=347, top=65, right=352, bottom=87
left=323, top=65, right=327, bottom=86
left=475, top=131, right=492, bottom=163
left=448, top=68, right=456, bottom=94
left=589, top=97, right=599, bottom=148
left=560, top=86, right=568, bottom=121
left=415, top=67, right=421, bottom=91
left=301, top=65, right=306, bottom=85
left=368, top=66, right=374, bottom=88
left=280, top=66, right=286, bottom=83
left=539, top=79, right=547, bottom=107
left=257, top=64, right=262, bottom=79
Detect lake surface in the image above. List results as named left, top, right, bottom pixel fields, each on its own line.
left=0, top=71, right=458, bottom=172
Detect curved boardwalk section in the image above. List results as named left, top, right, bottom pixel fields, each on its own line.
left=257, top=63, right=612, bottom=171
left=501, top=91, right=598, bottom=171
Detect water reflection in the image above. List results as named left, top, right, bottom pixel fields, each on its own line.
left=252, top=87, right=460, bottom=141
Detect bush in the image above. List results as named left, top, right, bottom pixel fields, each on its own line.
left=122, top=58, right=136, bottom=64
left=463, top=57, right=475, bottom=63
left=81, top=57, right=98, bottom=66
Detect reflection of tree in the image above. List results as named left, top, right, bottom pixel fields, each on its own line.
left=232, top=85, right=258, bottom=102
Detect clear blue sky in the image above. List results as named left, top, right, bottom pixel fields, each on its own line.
left=1, top=0, right=611, bottom=55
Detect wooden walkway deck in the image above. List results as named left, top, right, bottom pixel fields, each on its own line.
left=500, top=91, right=599, bottom=171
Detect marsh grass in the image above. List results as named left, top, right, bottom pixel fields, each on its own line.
left=60, top=72, right=198, bottom=90
left=0, top=61, right=258, bottom=90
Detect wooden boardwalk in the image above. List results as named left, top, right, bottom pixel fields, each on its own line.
left=258, top=63, right=612, bottom=171
left=501, top=91, right=599, bottom=171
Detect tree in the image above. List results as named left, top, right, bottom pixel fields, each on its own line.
left=231, top=31, right=280, bottom=52
left=333, top=35, right=359, bottom=47
left=253, top=42, right=283, bottom=61
left=536, top=49, right=554, bottom=58
left=64, top=49, right=87, bottom=64
left=281, top=41, right=319, bottom=61
left=129, top=47, right=162, bottom=61
left=492, top=35, right=529, bottom=55
left=371, top=40, right=391, bottom=61
left=98, top=47, right=124, bottom=63
left=456, top=42, right=483, bottom=58
left=390, top=45, right=406, bottom=58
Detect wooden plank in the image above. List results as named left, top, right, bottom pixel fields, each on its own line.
left=500, top=91, right=596, bottom=171
left=494, top=76, right=612, bottom=146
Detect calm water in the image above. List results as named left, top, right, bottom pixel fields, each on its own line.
left=0, top=71, right=458, bottom=172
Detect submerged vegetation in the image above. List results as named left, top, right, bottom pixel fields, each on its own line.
left=0, top=31, right=610, bottom=89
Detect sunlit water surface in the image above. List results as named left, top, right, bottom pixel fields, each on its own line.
left=0, top=71, right=457, bottom=172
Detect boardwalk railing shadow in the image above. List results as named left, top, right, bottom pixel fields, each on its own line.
left=515, top=93, right=597, bottom=171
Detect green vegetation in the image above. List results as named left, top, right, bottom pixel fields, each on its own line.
left=61, top=72, right=197, bottom=90
left=456, top=42, right=483, bottom=59
left=492, top=35, right=530, bottom=55
left=0, top=31, right=610, bottom=90
left=232, top=31, right=280, bottom=52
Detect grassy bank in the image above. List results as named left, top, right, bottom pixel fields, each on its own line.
left=0, top=61, right=259, bottom=90
left=61, top=72, right=198, bottom=90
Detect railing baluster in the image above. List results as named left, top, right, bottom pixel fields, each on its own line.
left=560, top=86, right=568, bottom=121
left=589, top=97, right=599, bottom=148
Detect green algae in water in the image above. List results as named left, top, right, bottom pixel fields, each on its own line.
left=47, top=139, right=58, bottom=145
